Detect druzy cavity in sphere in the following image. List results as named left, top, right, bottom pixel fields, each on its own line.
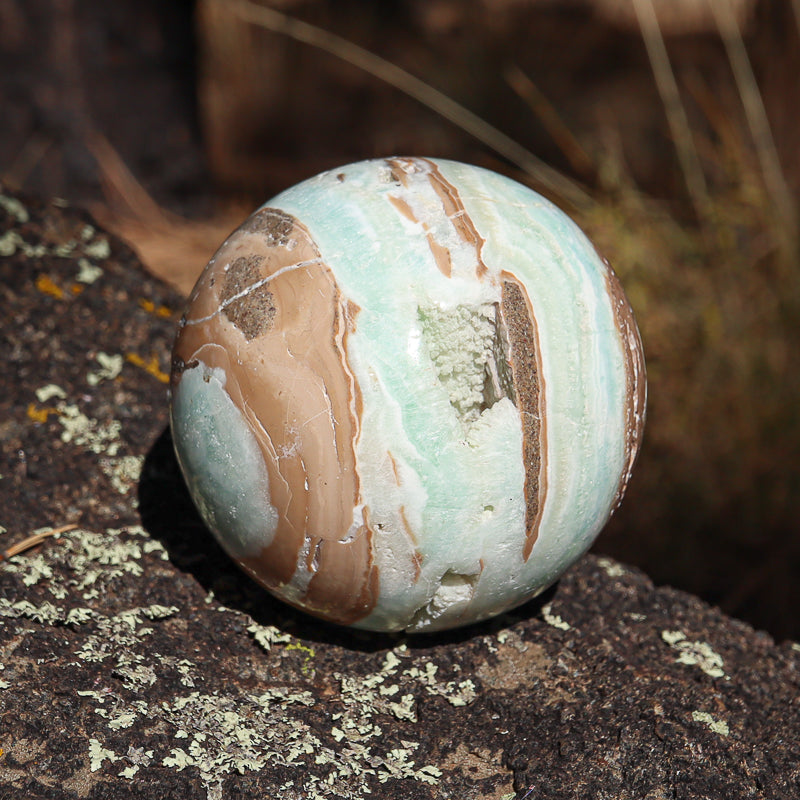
left=169, top=157, right=646, bottom=633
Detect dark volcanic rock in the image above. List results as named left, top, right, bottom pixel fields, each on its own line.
left=1, top=185, right=799, bottom=799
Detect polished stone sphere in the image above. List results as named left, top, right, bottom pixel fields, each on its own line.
left=170, top=157, right=646, bottom=632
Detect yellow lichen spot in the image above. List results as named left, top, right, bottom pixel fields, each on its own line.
left=70, top=283, right=84, bottom=295
left=286, top=642, right=316, bottom=675
left=26, top=403, right=58, bottom=424
left=126, top=353, right=169, bottom=384
left=36, top=274, right=64, bottom=299
left=139, top=298, right=174, bottom=319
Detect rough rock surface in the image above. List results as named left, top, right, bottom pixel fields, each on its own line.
left=1, top=185, right=800, bottom=800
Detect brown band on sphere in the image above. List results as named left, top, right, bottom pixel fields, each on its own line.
left=500, top=274, right=547, bottom=561
left=603, top=264, right=647, bottom=511
left=219, top=254, right=277, bottom=340
left=240, top=207, right=294, bottom=245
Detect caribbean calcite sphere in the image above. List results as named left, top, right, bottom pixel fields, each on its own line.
left=170, top=157, right=646, bottom=633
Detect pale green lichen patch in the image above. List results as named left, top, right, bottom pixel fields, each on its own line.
left=541, top=602, right=572, bottom=631
left=89, top=738, right=121, bottom=772
left=120, top=746, right=155, bottom=778
left=0, top=208, right=110, bottom=268
left=56, top=401, right=123, bottom=456
left=12, top=573, right=488, bottom=799
left=0, top=598, right=74, bottom=625
left=0, top=193, right=30, bottom=223
left=76, top=632, right=474, bottom=799
left=53, top=241, right=79, bottom=258
left=0, top=230, right=16, bottom=257
left=31, top=383, right=128, bottom=462
left=100, top=454, right=144, bottom=495
left=84, top=237, right=111, bottom=260
left=106, top=710, right=138, bottom=730
left=375, top=744, right=442, bottom=785
left=401, top=660, right=477, bottom=707
left=159, top=690, right=319, bottom=797
left=76, top=259, right=104, bottom=284
left=87, top=352, right=124, bottom=386
left=35, top=383, right=67, bottom=403
left=691, top=710, right=730, bottom=737
left=661, top=630, right=727, bottom=679
left=0, top=525, right=168, bottom=601
left=74, top=605, right=180, bottom=690
left=1, top=516, right=483, bottom=797
left=88, top=737, right=154, bottom=779
left=595, top=556, right=628, bottom=578
left=0, top=230, right=48, bottom=258
left=247, top=621, right=294, bottom=651
left=0, top=230, right=47, bottom=258
left=1, top=549, right=55, bottom=588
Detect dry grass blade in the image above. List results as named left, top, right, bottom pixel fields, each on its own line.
left=89, top=131, right=172, bottom=224
left=632, top=0, right=709, bottom=219
left=89, top=131, right=248, bottom=295
left=0, top=524, right=77, bottom=561
left=793, top=0, right=800, bottom=41
left=504, top=65, right=595, bottom=179
left=1, top=134, right=53, bottom=191
left=231, top=0, right=594, bottom=211
left=711, top=0, right=797, bottom=247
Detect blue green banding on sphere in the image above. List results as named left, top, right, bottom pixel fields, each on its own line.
left=170, top=157, right=646, bottom=632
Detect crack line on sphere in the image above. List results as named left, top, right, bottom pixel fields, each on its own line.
left=183, top=258, right=325, bottom=326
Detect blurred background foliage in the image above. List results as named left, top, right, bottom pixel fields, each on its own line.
left=1, top=0, right=798, bottom=638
